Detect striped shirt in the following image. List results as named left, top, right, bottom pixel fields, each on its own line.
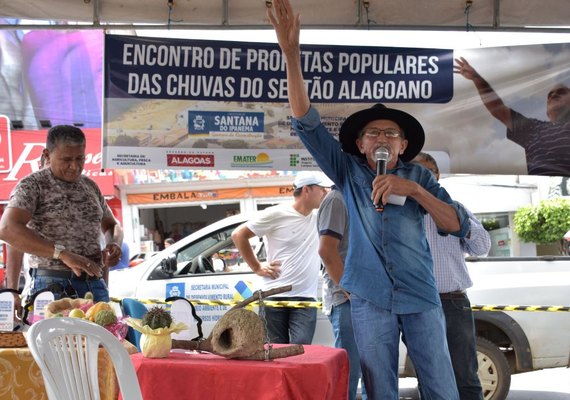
left=425, top=208, right=491, bottom=293
left=508, top=110, right=570, bottom=176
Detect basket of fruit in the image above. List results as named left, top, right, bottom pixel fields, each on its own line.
left=44, top=296, right=128, bottom=340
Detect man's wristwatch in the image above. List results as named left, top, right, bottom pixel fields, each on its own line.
left=53, top=244, right=65, bottom=260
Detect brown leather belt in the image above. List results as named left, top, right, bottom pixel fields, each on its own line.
left=31, top=268, right=101, bottom=281
left=439, top=290, right=467, bottom=300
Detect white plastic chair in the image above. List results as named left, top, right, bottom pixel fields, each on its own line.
left=27, top=317, right=143, bottom=400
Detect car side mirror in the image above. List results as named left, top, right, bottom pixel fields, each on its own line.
left=160, top=253, right=177, bottom=275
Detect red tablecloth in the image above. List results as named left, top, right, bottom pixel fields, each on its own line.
left=126, top=345, right=348, bottom=400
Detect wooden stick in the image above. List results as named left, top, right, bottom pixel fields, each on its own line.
left=172, top=338, right=212, bottom=352
left=171, top=339, right=305, bottom=360
left=230, top=285, right=292, bottom=311
left=237, top=344, right=305, bottom=360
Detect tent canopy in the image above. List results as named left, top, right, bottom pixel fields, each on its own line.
left=1, top=0, right=570, bottom=32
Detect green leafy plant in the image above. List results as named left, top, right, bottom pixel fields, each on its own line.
left=513, top=198, right=570, bottom=254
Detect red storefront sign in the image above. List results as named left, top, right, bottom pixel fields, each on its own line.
left=0, top=126, right=114, bottom=201
left=0, top=116, right=12, bottom=172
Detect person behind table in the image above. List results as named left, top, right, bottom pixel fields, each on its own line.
left=413, top=152, right=491, bottom=400
left=268, top=1, right=470, bottom=397
left=4, top=152, right=46, bottom=315
left=110, top=242, right=131, bottom=271
left=454, top=57, right=570, bottom=176
left=318, top=186, right=367, bottom=400
left=0, top=125, right=123, bottom=302
left=231, top=171, right=330, bottom=344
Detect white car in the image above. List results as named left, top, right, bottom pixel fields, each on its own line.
left=110, top=213, right=335, bottom=345
left=109, top=214, right=570, bottom=400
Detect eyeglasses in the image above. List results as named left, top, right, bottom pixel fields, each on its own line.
left=360, top=128, right=402, bottom=139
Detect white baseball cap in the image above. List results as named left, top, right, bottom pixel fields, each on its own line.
left=293, top=171, right=334, bottom=189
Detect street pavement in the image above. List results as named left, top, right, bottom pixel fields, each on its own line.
left=398, top=367, right=570, bottom=400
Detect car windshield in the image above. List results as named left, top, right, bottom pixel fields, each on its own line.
left=148, top=221, right=265, bottom=279
left=176, top=226, right=235, bottom=264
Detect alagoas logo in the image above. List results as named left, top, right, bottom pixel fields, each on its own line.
left=167, top=154, right=214, bottom=167
left=231, top=152, right=273, bottom=168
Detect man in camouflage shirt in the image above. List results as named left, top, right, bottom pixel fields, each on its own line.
left=0, top=125, right=123, bottom=302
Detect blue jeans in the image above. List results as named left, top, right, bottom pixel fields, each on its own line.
left=29, top=274, right=110, bottom=303
left=439, top=297, right=483, bottom=400
left=329, top=301, right=367, bottom=400
left=351, top=295, right=459, bottom=400
left=264, top=298, right=317, bottom=344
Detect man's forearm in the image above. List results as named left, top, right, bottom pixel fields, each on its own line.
left=470, top=74, right=512, bottom=128
left=104, top=222, right=123, bottom=246
left=464, top=219, right=492, bottom=256
left=284, top=49, right=311, bottom=118
left=102, top=265, right=109, bottom=285
left=6, top=265, right=22, bottom=290
left=5, top=246, right=24, bottom=290
left=235, top=239, right=261, bottom=273
left=322, top=258, right=344, bottom=286
left=231, top=228, right=261, bottom=272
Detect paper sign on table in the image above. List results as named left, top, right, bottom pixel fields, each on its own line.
left=32, top=291, right=55, bottom=324
left=0, top=292, right=15, bottom=331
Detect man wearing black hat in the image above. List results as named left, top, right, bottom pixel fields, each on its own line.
left=268, top=1, right=469, bottom=399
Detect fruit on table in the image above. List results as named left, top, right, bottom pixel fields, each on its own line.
left=85, top=302, right=114, bottom=322
left=69, top=308, right=86, bottom=319
left=94, top=309, right=118, bottom=326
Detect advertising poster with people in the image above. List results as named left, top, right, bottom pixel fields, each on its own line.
left=1, top=27, right=568, bottom=177
left=103, top=34, right=570, bottom=176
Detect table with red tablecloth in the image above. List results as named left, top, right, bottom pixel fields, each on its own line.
left=127, top=345, right=348, bottom=400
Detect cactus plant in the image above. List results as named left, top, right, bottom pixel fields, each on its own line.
left=141, top=306, right=173, bottom=330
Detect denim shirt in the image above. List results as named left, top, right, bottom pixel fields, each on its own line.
left=293, top=106, right=470, bottom=314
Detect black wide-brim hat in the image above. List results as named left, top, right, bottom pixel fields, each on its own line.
left=339, top=104, right=425, bottom=162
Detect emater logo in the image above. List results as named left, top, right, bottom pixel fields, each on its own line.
left=231, top=152, right=273, bottom=168
left=167, top=154, right=215, bottom=167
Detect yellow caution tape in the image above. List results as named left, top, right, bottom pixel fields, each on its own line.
left=110, top=297, right=569, bottom=312
left=110, top=297, right=322, bottom=308
left=471, top=304, right=570, bottom=312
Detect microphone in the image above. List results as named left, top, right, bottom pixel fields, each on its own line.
left=374, top=146, right=391, bottom=211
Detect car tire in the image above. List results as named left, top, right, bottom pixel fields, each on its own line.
left=477, top=336, right=511, bottom=400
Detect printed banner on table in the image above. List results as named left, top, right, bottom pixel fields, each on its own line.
left=102, top=35, right=570, bottom=176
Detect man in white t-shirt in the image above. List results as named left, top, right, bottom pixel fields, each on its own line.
left=231, top=171, right=331, bottom=344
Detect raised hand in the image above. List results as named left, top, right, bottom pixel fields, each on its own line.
left=267, top=0, right=300, bottom=56
left=454, top=57, right=479, bottom=81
